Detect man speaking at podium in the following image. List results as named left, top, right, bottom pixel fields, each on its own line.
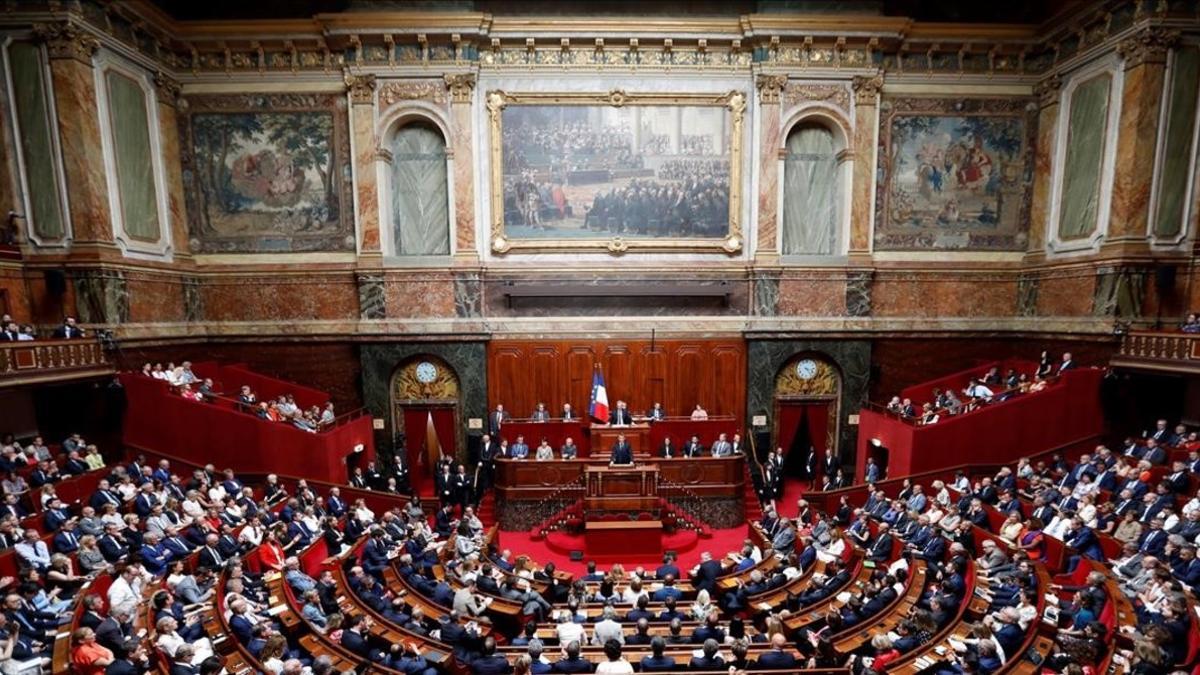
left=610, top=433, right=633, bottom=465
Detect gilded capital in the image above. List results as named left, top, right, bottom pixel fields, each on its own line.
left=33, top=20, right=100, bottom=65
left=152, top=71, right=182, bottom=106
left=344, top=73, right=377, bottom=104
left=851, top=74, right=884, bottom=105
left=1033, top=75, right=1062, bottom=109
left=1116, top=27, right=1179, bottom=70
left=755, top=74, right=787, bottom=104
left=443, top=72, right=477, bottom=104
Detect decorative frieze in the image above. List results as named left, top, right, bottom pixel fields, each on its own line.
left=782, top=83, right=851, bottom=113
left=377, top=80, right=447, bottom=107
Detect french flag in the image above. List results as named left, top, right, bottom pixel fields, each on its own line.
left=589, top=368, right=609, bottom=422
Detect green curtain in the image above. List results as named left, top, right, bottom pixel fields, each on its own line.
left=1154, top=46, right=1200, bottom=239
left=106, top=71, right=160, bottom=242
left=391, top=124, right=450, bottom=256
left=782, top=124, right=840, bottom=255
left=8, top=42, right=64, bottom=240
left=1057, top=73, right=1112, bottom=241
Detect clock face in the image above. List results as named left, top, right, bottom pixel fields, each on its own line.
left=414, top=361, right=438, bottom=384
left=796, top=359, right=819, bottom=380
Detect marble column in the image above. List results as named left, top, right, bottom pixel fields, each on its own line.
left=1107, top=28, right=1178, bottom=247
left=152, top=72, right=190, bottom=260
left=34, top=21, right=112, bottom=247
left=346, top=74, right=381, bottom=257
left=1027, top=76, right=1062, bottom=257
left=754, top=74, right=786, bottom=262
left=849, top=75, right=883, bottom=257
left=444, top=73, right=478, bottom=262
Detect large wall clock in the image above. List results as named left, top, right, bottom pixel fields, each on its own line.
left=415, top=361, right=438, bottom=384
left=796, top=359, right=818, bottom=380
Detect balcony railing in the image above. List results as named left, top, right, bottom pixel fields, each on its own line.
left=1111, top=329, right=1200, bottom=374
left=0, top=339, right=114, bottom=386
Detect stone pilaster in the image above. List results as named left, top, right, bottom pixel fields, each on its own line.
left=849, top=75, right=882, bottom=257
left=346, top=74, right=381, bottom=257
left=1027, top=76, right=1062, bottom=256
left=754, top=74, right=787, bottom=262
left=34, top=21, right=112, bottom=247
left=153, top=72, right=190, bottom=259
left=445, top=73, right=478, bottom=262
left=1107, top=28, right=1178, bottom=247
left=72, top=268, right=129, bottom=325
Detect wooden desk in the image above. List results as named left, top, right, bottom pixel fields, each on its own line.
left=583, top=463, right=660, bottom=513
left=591, top=423, right=651, bottom=455
left=585, top=519, right=663, bottom=557
left=493, top=455, right=745, bottom=529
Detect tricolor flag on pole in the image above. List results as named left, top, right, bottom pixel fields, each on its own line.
left=589, top=366, right=609, bottom=423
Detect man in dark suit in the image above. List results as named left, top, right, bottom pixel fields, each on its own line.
left=609, top=401, right=632, bottom=426
left=551, top=640, right=593, bottom=673
left=51, top=316, right=85, bottom=339
left=639, top=636, right=676, bottom=672
left=1057, top=352, right=1075, bottom=374
left=488, top=405, right=508, bottom=436
left=659, top=437, right=677, bottom=458
left=469, top=637, right=510, bottom=675
left=682, top=436, right=704, bottom=458
left=757, top=633, right=798, bottom=670
left=1143, top=439, right=1167, bottom=465
left=691, top=614, right=725, bottom=644
left=655, top=554, right=680, bottom=580
left=691, top=552, right=724, bottom=593
left=609, top=435, right=633, bottom=465
left=867, top=523, right=894, bottom=562
left=689, top=639, right=726, bottom=670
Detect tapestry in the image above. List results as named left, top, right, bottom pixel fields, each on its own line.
left=874, top=97, right=1036, bottom=251
left=178, top=94, right=354, bottom=253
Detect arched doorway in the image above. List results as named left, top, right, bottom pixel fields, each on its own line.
left=773, top=354, right=842, bottom=486
left=391, top=356, right=461, bottom=497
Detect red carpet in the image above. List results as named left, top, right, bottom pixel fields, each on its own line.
left=498, top=524, right=751, bottom=577
left=488, top=477, right=811, bottom=575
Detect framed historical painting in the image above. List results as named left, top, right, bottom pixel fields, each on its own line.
left=486, top=89, right=746, bottom=255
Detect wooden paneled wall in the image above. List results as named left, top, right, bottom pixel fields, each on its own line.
left=487, top=339, right=746, bottom=426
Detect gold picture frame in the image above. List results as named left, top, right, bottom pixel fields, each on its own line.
left=486, top=89, right=746, bottom=255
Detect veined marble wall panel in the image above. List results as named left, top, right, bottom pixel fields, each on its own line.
left=123, top=272, right=185, bottom=324
left=1034, top=270, right=1098, bottom=316
left=776, top=276, right=847, bottom=316
left=0, top=265, right=30, bottom=318
left=475, top=73, right=753, bottom=263
left=382, top=273, right=457, bottom=319
left=199, top=273, right=359, bottom=322
left=871, top=272, right=1019, bottom=317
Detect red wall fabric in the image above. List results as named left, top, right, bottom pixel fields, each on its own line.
left=857, top=368, right=1105, bottom=481
left=120, top=372, right=374, bottom=483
